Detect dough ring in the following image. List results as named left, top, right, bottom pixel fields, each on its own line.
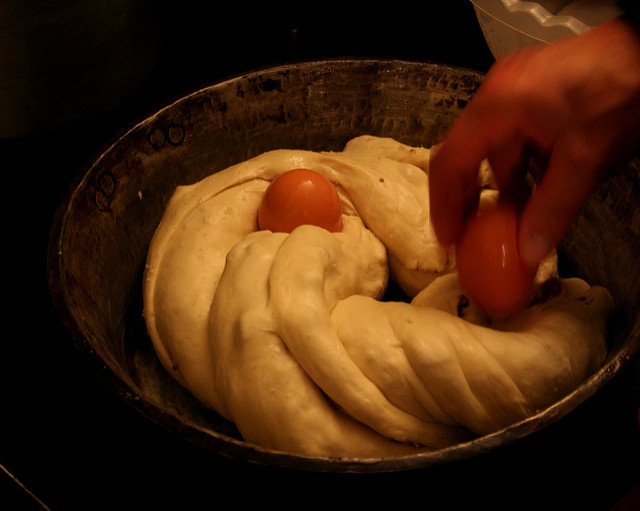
left=143, top=136, right=612, bottom=458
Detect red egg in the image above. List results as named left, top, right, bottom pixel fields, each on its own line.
left=456, top=201, right=536, bottom=319
left=257, top=168, right=343, bottom=233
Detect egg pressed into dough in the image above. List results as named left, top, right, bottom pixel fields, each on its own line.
left=143, top=136, right=612, bottom=458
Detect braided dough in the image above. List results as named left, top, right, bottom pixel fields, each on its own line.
left=143, top=136, right=612, bottom=458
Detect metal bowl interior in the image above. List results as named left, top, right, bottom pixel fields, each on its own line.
left=48, top=59, right=640, bottom=473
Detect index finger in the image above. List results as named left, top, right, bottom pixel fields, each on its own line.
left=428, top=138, right=482, bottom=247
left=428, top=90, right=518, bottom=246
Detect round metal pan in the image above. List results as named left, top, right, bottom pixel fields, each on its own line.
left=48, top=59, right=640, bottom=473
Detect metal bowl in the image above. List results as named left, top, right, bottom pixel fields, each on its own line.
left=47, top=59, right=640, bottom=473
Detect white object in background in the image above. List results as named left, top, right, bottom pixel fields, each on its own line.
left=556, top=0, right=623, bottom=27
left=470, top=0, right=622, bottom=60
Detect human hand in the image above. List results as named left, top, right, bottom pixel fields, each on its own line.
left=429, top=17, right=640, bottom=271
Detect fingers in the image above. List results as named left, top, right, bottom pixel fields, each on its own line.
left=518, top=135, right=601, bottom=270
left=429, top=93, right=530, bottom=246
left=429, top=18, right=640, bottom=268
left=428, top=141, right=481, bottom=246
left=487, top=137, right=535, bottom=207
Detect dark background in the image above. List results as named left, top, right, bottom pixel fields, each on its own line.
left=3, top=2, right=639, bottom=509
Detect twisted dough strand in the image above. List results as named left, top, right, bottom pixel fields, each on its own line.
left=143, top=136, right=612, bottom=458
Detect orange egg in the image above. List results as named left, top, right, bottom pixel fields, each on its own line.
left=455, top=201, right=536, bottom=320
left=257, top=168, right=343, bottom=233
